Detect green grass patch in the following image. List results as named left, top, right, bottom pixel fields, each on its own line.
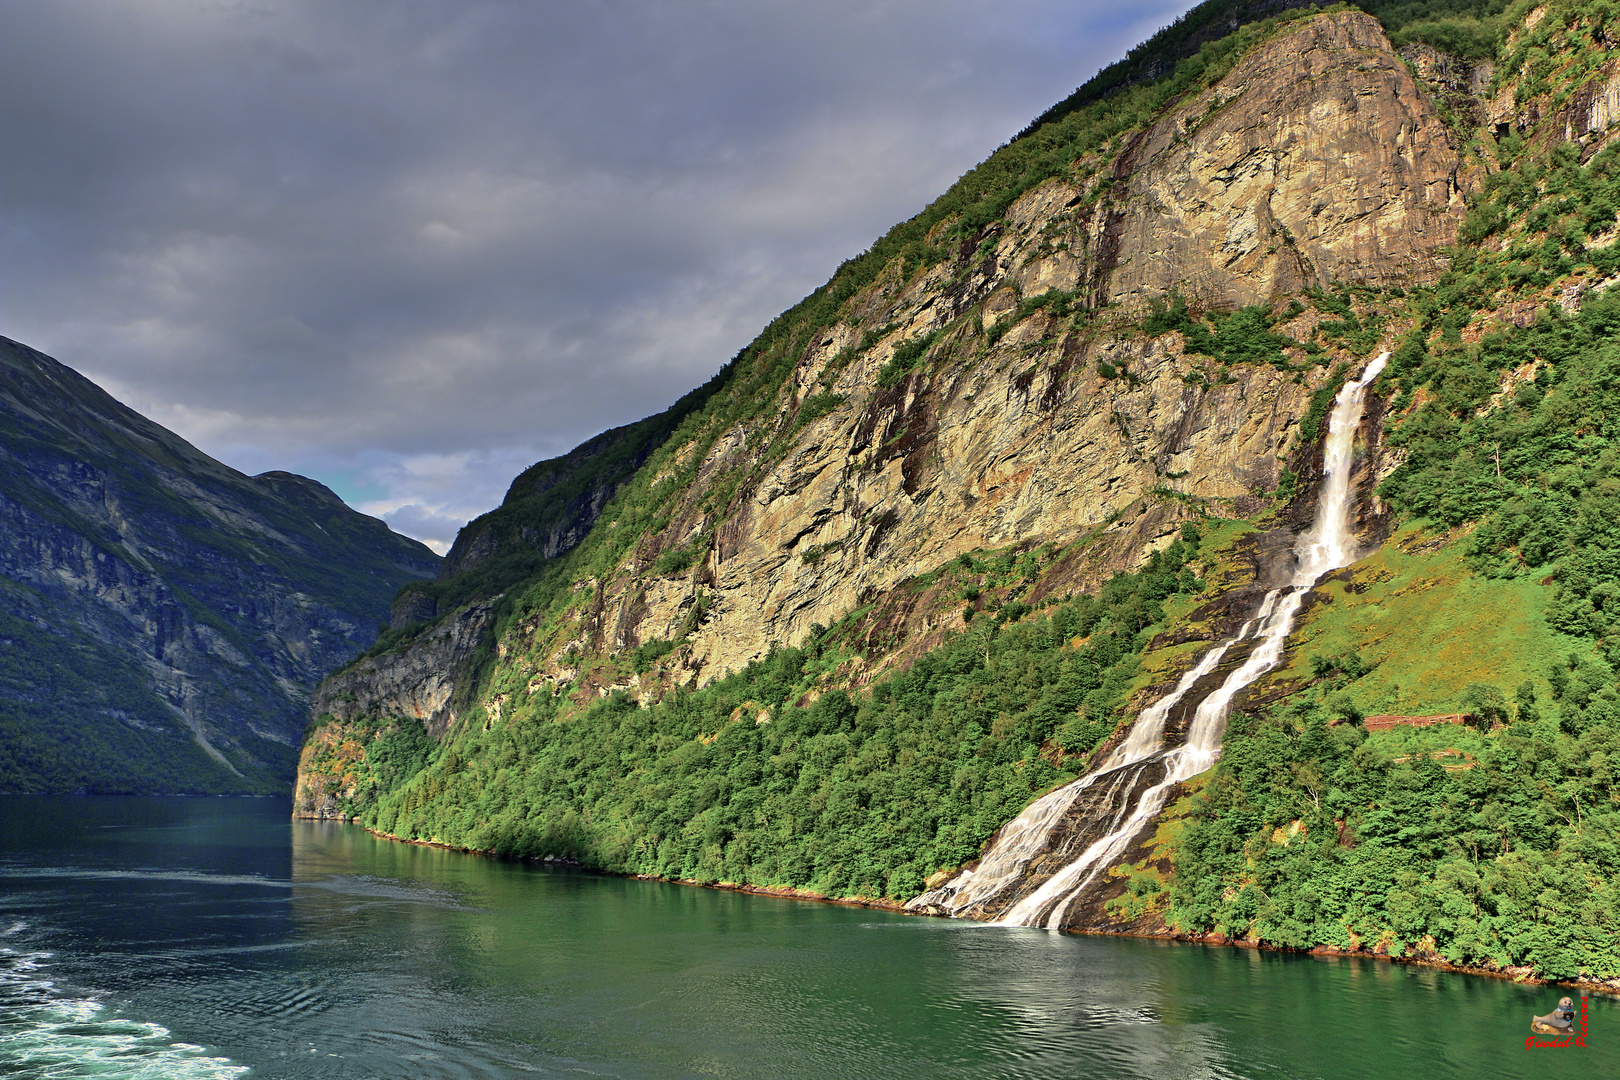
left=1280, top=522, right=1584, bottom=716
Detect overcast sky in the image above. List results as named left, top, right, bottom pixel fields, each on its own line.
left=0, top=0, right=1191, bottom=554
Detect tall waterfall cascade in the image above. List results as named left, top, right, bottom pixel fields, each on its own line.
left=910, top=353, right=1390, bottom=929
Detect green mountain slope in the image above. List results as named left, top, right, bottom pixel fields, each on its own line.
left=0, top=335, right=440, bottom=793
left=300, top=0, right=1620, bottom=985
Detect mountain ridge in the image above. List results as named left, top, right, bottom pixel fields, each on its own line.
left=0, top=334, right=439, bottom=792
left=297, top=0, right=1620, bottom=987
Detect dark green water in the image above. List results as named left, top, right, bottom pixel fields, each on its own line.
left=0, top=797, right=1610, bottom=1078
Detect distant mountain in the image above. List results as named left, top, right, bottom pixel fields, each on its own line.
left=0, top=335, right=439, bottom=793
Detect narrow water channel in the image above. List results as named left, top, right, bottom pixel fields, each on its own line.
left=0, top=797, right=1606, bottom=1078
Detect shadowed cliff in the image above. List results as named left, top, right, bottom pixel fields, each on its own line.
left=0, top=335, right=439, bottom=792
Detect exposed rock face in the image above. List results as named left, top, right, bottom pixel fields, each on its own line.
left=0, top=336, right=439, bottom=792
left=293, top=601, right=492, bottom=817
left=546, top=11, right=1461, bottom=686
left=1399, top=42, right=1494, bottom=105
left=1018, top=0, right=1339, bottom=139
left=313, top=602, right=493, bottom=736
left=1585, top=72, right=1620, bottom=136
left=1100, top=12, right=1463, bottom=310
left=613, top=337, right=1312, bottom=686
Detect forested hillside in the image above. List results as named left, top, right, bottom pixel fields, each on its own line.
left=1147, top=290, right=1620, bottom=982
left=300, top=0, right=1620, bottom=986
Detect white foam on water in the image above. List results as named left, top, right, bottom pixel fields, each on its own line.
left=0, top=946, right=248, bottom=1079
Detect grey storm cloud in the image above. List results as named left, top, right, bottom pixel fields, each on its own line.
left=0, top=0, right=1192, bottom=552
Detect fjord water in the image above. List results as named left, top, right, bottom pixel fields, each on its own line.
left=0, top=798, right=1610, bottom=1079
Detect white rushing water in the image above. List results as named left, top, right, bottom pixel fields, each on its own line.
left=0, top=946, right=248, bottom=1079
left=913, top=353, right=1389, bottom=928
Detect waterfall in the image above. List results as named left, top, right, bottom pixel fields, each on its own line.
left=910, top=353, right=1388, bottom=928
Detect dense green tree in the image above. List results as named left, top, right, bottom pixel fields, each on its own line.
left=326, top=533, right=1207, bottom=901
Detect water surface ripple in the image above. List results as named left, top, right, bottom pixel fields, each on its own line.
left=0, top=797, right=1607, bottom=1078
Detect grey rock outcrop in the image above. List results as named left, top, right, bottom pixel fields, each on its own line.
left=1098, top=12, right=1462, bottom=309
left=313, top=601, right=493, bottom=736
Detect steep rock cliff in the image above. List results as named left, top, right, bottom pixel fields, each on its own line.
left=293, top=601, right=492, bottom=817
left=315, top=602, right=494, bottom=735
left=0, top=336, right=439, bottom=792
left=299, top=7, right=1467, bottom=803
left=552, top=10, right=1460, bottom=687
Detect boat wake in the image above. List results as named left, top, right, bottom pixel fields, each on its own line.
left=0, top=946, right=247, bottom=1079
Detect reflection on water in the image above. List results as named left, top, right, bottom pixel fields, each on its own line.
left=0, top=797, right=1610, bottom=1079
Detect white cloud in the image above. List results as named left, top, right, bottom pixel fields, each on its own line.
left=0, top=0, right=1194, bottom=548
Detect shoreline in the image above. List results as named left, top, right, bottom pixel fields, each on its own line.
left=298, top=812, right=1620, bottom=999
left=1067, top=927, right=1620, bottom=998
